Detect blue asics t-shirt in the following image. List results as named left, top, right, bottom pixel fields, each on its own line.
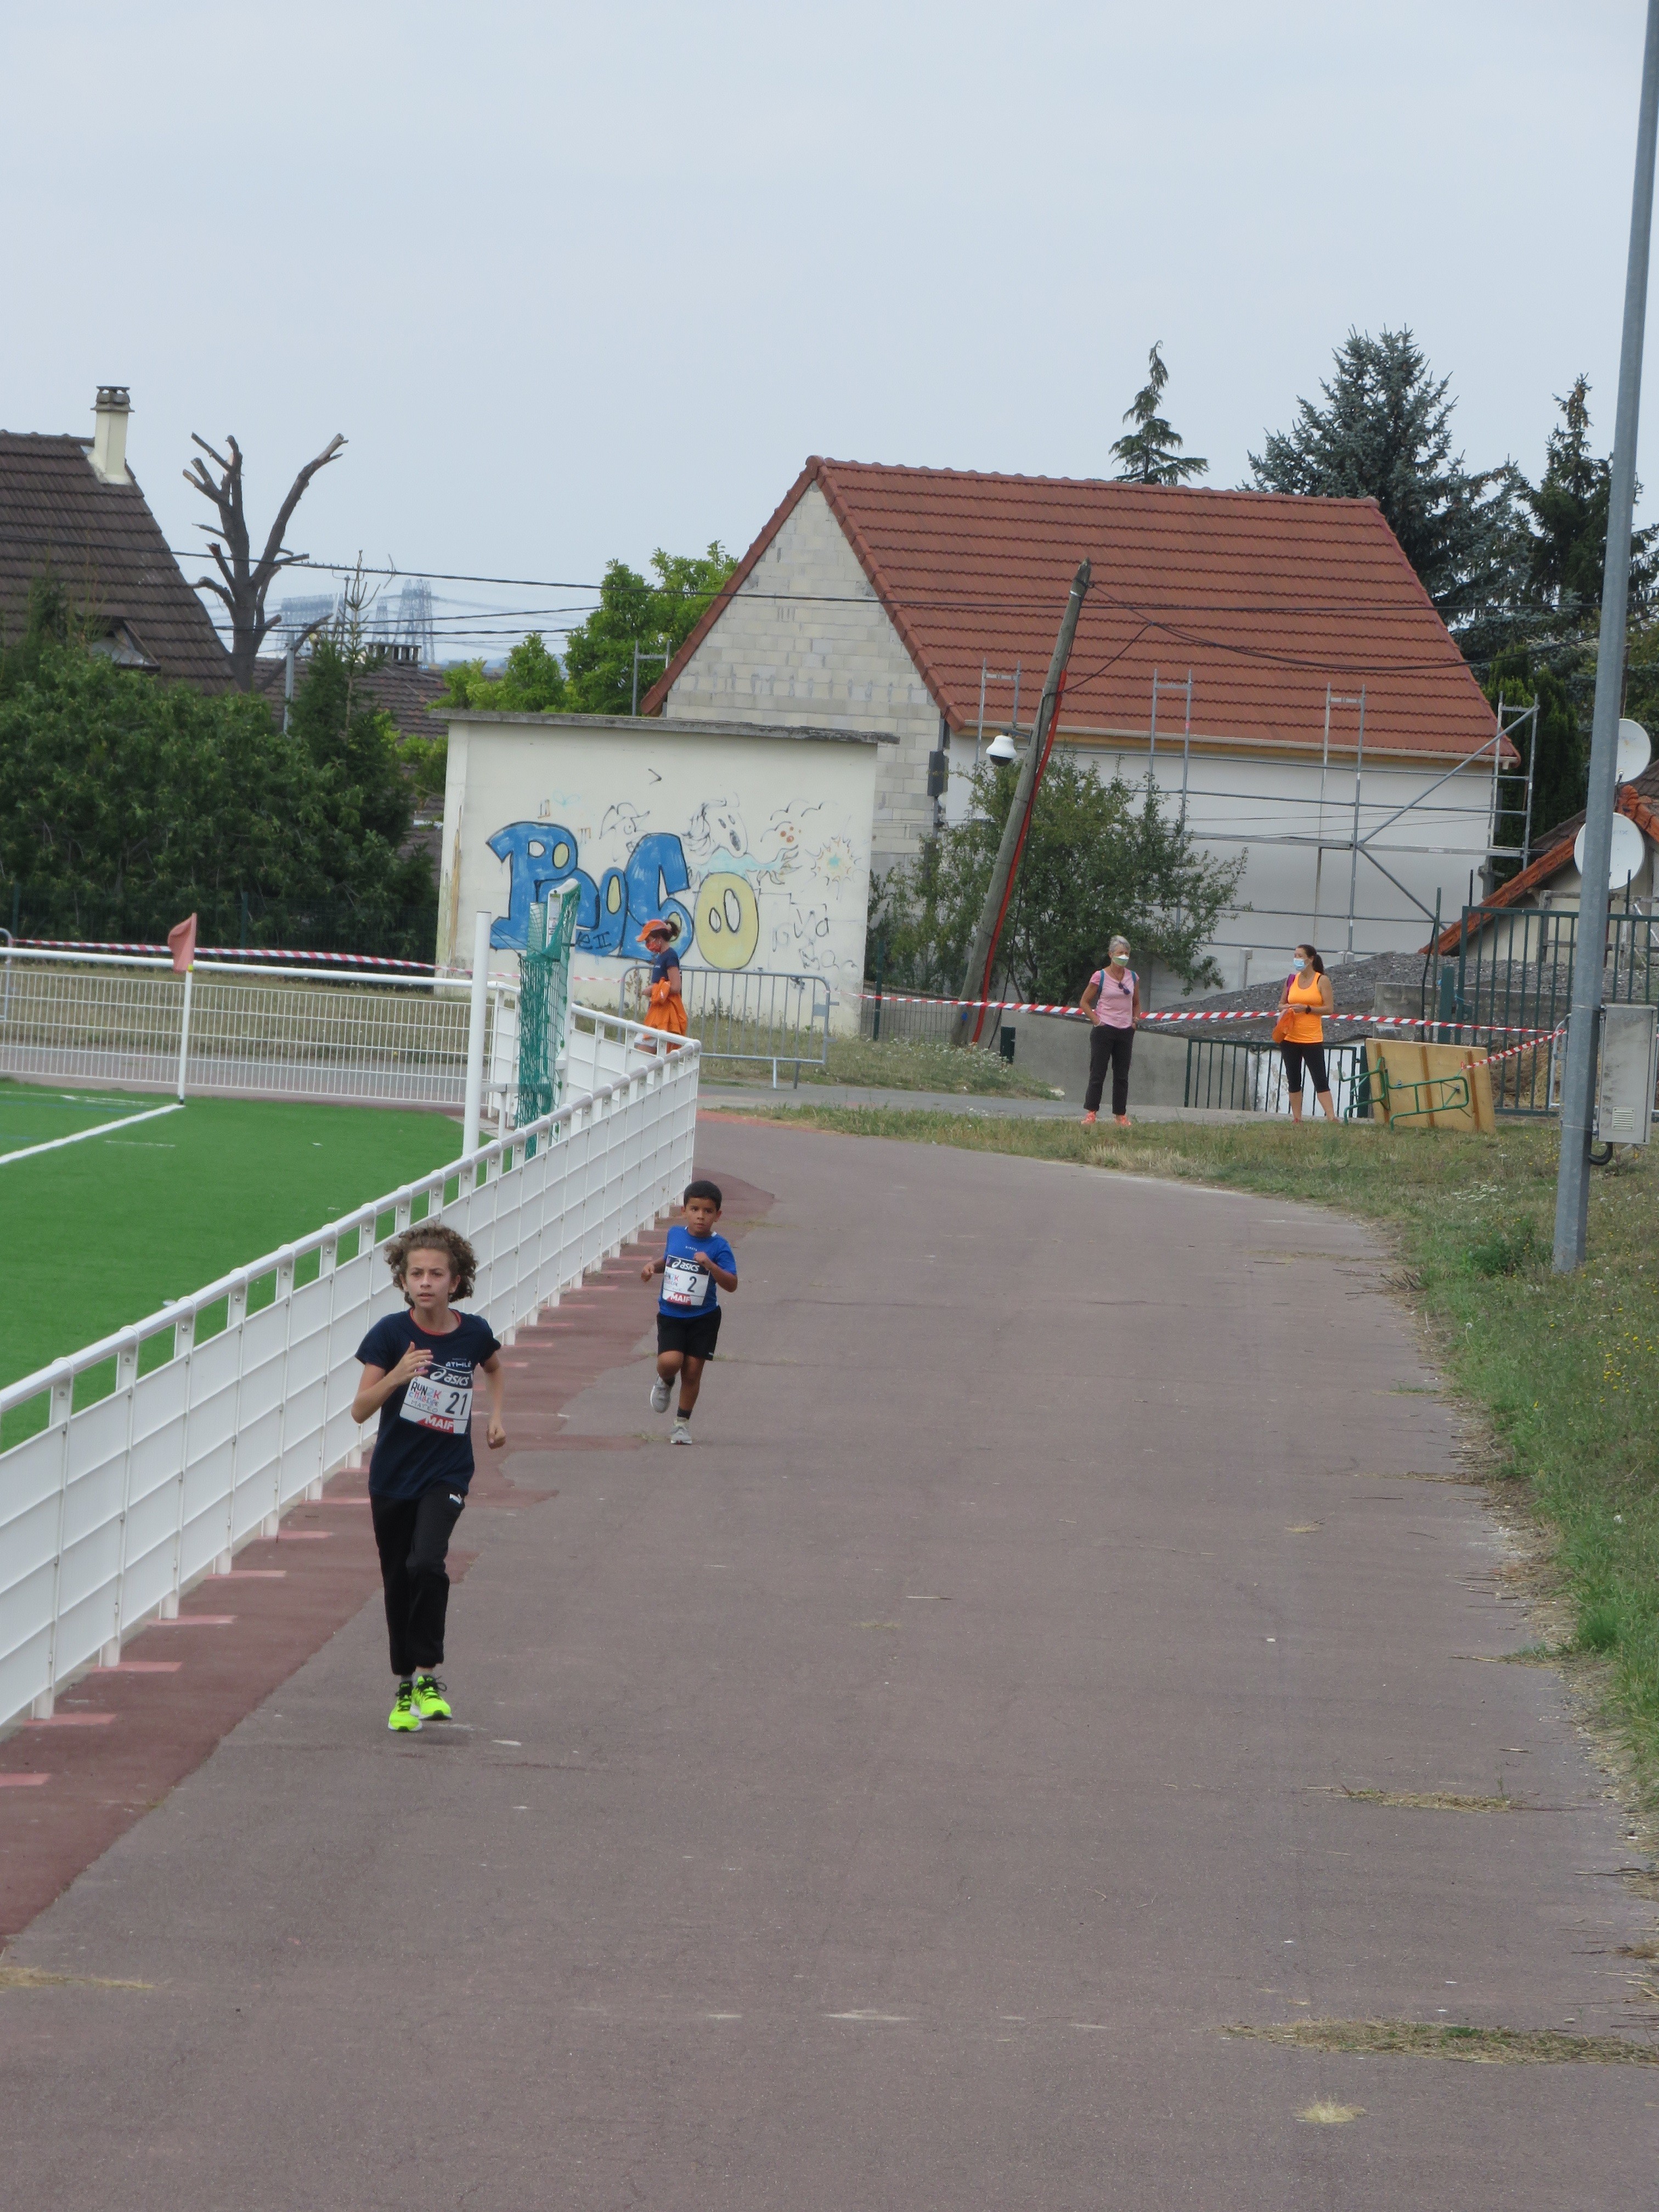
left=657, top=1224, right=736, bottom=1317
left=356, top=1311, right=501, bottom=1501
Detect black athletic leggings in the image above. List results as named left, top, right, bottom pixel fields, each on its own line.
left=1085, top=1024, right=1135, bottom=1116
left=371, top=1485, right=465, bottom=1679
left=1280, top=1041, right=1329, bottom=1097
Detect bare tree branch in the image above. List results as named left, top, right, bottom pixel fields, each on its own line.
left=182, top=429, right=347, bottom=690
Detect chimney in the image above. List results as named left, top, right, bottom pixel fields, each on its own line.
left=89, top=386, right=132, bottom=484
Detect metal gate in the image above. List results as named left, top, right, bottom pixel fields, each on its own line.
left=619, top=964, right=831, bottom=1086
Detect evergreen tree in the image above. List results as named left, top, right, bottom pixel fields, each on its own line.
left=1482, top=647, right=1584, bottom=869
left=1522, top=375, right=1657, bottom=618
left=1110, top=343, right=1208, bottom=485
left=1250, top=328, right=1523, bottom=624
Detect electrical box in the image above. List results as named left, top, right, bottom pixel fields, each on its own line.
left=926, top=747, right=949, bottom=799
left=1594, top=1002, right=1659, bottom=1146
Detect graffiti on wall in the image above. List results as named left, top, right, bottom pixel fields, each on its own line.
left=486, top=798, right=862, bottom=976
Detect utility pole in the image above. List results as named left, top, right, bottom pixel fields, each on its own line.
left=955, top=560, right=1092, bottom=1044
left=1554, top=0, right=1659, bottom=1272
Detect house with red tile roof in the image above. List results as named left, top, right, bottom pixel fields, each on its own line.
left=1425, top=765, right=1659, bottom=957
left=644, top=458, right=1513, bottom=994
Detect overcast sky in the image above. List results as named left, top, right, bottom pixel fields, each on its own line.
left=6, top=2, right=1656, bottom=654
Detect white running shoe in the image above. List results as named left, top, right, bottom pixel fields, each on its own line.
left=650, top=1377, right=671, bottom=1413
left=669, top=1419, right=693, bottom=1446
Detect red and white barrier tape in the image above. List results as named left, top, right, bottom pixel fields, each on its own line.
left=11, top=936, right=436, bottom=973
left=856, top=986, right=1560, bottom=1042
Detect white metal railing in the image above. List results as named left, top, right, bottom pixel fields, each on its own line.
left=618, top=963, right=831, bottom=1086
left=0, top=1008, right=698, bottom=1730
left=0, top=945, right=520, bottom=1111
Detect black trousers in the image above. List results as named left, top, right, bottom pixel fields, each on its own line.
left=371, top=1486, right=465, bottom=1679
left=1085, top=1025, right=1135, bottom=1116
left=1280, top=1041, right=1330, bottom=1097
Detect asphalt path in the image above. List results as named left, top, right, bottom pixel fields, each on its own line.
left=3, top=1118, right=1655, bottom=2208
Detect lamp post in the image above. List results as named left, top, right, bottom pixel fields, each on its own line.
left=1554, top=0, right=1659, bottom=1272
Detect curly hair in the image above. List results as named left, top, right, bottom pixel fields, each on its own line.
left=383, top=1223, right=477, bottom=1301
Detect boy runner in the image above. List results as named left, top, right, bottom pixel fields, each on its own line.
left=641, top=1178, right=737, bottom=1446
left=352, top=1224, right=506, bottom=1733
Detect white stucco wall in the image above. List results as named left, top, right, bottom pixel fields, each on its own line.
left=436, top=713, right=884, bottom=1029
left=661, top=483, right=943, bottom=875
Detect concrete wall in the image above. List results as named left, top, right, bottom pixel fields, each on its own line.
left=1000, top=1011, right=1190, bottom=1106
left=661, top=484, right=943, bottom=877
left=436, top=712, right=884, bottom=1029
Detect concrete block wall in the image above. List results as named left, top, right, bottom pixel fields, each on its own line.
left=663, top=484, right=944, bottom=880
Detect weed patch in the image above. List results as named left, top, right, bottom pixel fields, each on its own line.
left=1226, top=2018, right=1659, bottom=2064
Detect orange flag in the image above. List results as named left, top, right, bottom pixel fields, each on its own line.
left=167, top=915, right=198, bottom=973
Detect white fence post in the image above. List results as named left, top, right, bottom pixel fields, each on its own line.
left=462, top=911, right=492, bottom=1160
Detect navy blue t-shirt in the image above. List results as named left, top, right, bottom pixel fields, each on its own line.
left=356, top=1310, right=501, bottom=1501
left=650, top=946, right=681, bottom=987
left=657, top=1223, right=736, bottom=1317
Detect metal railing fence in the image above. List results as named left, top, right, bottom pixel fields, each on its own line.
left=0, top=946, right=518, bottom=1111
left=618, top=964, right=831, bottom=1087
left=1184, top=1037, right=1367, bottom=1118
left=0, top=1007, right=699, bottom=1731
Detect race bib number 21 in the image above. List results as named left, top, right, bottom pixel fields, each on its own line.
left=400, top=1369, right=473, bottom=1434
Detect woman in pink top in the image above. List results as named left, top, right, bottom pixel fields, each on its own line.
left=1077, top=935, right=1142, bottom=1126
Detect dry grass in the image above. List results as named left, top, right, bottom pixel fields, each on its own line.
left=1228, top=2018, right=1659, bottom=2064
left=0, top=1957, right=150, bottom=1991
left=1313, top=1785, right=1520, bottom=1813
left=1296, top=2100, right=1364, bottom=2124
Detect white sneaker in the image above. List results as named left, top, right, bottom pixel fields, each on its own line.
left=650, top=1378, right=671, bottom=1413
left=669, top=1419, right=693, bottom=1446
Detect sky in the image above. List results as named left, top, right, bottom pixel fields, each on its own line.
left=5, top=1, right=1656, bottom=658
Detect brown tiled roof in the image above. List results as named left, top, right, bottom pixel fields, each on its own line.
left=251, top=654, right=451, bottom=742
left=0, top=431, right=230, bottom=690
left=643, top=458, right=1508, bottom=762
left=1426, top=768, right=1659, bottom=953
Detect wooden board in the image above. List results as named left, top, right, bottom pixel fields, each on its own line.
left=1364, top=1039, right=1493, bottom=1133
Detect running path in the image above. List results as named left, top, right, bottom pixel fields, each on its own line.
left=1, top=1122, right=1652, bottom=2207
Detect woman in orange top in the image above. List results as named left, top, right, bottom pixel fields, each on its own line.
left=1276, top=943, right=1336, bottom=1122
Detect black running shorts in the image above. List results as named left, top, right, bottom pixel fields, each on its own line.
left=657, top=1307, right=722, bottom=1361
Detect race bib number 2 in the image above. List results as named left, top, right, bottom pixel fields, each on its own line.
left=400, top=1369, right=473, bottom=1434
left=662, top=1256, right=709, bottom=1307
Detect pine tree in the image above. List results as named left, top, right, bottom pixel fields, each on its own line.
left=1110, top=344, right=1208, bottom=486
left=1250, top=328, right=1522, bottom=624
left=1482, top=647, right=1584, bottom=867
left=1522, top=375, right=1657, bottom=618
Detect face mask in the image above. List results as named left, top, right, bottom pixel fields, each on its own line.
left=1290, top=957, right=1306, bottom=972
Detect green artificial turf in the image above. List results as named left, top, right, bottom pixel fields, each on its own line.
left=0, top=1088, right=462, bottom=1396
left=0, top=1085, right=169, bottom=1156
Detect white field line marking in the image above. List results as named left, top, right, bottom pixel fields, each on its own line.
left=0, top=1101, right=184, bottom=1169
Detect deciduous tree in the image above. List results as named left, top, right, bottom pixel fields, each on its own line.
left=871, top=753, right=1243, bottom=1002
left=184, top=430, right=346, bottom=690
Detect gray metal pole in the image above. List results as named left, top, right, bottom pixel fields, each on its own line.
left=1555, top=0, right=1659, bottom=1272
left=956, top=561, right=1092, bottom=1038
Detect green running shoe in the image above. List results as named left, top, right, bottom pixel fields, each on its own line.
left=388, top=1680, right=422, bottom=1733
left=411, top=1673, right=452, bottom=1720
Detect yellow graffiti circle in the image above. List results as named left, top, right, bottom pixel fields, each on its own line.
left=693, top=871, right=759, bottom=970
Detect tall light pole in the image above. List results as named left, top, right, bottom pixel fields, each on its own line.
left=1554, top=0, right=1659, bottom=1272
